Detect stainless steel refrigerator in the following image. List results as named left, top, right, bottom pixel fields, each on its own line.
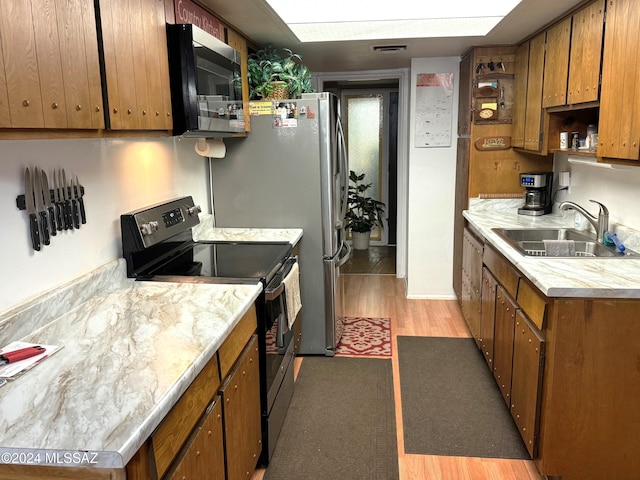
left=210, top=92, right=351, bottom=355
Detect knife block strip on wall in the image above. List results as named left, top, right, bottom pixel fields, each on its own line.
left=15, top=186, right=85, bottom=211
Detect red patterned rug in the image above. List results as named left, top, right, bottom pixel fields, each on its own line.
left=335, top=317, right=392, bottom=357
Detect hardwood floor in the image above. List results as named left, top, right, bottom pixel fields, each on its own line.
left=341, top=245, right=397, bottom=275
left=251, top=274, right=544, bottom=480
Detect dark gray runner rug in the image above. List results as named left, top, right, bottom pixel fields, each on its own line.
left=398, top=336, right=529, bottom=459
left=264, top=357, right=399, bottom=480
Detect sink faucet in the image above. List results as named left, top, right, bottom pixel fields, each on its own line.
left=558, top=200, right=609, bottom=243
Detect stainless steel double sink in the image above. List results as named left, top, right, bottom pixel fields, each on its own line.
left=492, top=228, right=639, bottom=258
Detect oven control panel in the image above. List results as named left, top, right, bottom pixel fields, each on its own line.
left=162, top=207, right=185, bottom=228
left=121, top=196, right=201, bottom=250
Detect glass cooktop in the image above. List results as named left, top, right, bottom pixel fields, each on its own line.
left=144, top=241, right=292, bottom=283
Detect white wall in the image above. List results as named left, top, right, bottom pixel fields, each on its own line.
left=554, top=153, right=640, bottom=231
left=0, top=136, right=209, bottom=313
left=406, top=57, right=460, bottom=299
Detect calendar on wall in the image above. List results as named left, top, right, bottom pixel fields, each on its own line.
left=414, top=73, right=454, bottom=148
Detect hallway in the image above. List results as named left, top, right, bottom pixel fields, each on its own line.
left=341, top=246, right=396, bottom=275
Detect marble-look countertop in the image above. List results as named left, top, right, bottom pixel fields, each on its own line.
left=193, top=214, right=303, bottom=245
left=0, top=260, right=262, bottom=469
left=464, top=199, right=640, bottom=298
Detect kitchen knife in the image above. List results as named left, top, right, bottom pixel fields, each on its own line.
left=24, top=167, right=41, bottom=251
left=61, top=168, right=73, bottom=230
left=75, top=174, right=86, bottom=224
left=53, top=169, right=64, bottom=231
left=41, top=169, right=56, bottom=236
left=34, top=167, right=50, bottom=246
left=70, top=176, right=80, bottom=229
left=0, top=346, right=45, bottom=364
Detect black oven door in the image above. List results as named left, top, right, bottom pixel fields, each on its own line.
left=261, top=256, right=298, bottom=462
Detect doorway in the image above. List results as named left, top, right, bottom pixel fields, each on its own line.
left=318, top=70, right=408, bottom=278
left=341, top=89, right=398, bottom=247
left=324, top=81, right=399, bottom=274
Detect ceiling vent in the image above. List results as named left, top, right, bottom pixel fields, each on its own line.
left=371, top=45, right=407, bottom=54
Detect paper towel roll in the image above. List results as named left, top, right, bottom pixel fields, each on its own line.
left=194, top=138, right=226, bottom=158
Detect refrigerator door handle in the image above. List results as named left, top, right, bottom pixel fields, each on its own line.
left=336, top=240, right=352, bottom=267
left=337, top=117, right=349, bottom=226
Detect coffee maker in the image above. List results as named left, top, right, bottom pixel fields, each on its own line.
left=518, top=172, right=553, bottom=216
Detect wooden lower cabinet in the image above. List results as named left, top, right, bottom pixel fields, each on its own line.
left=474, top=241, right=640, bottom=478
left=220, top=335, right=262, bottom=480
left=167, top=398, right=225, bottom=480
left=461, top=228, right=483, bottom=345
left=492, top=285, right=517, bottom=406
left=479, top=267, right=497, bottom=369
left=510, top=311, right=545, bottom=458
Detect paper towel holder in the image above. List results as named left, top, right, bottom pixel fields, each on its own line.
left=194, top=138, right=226, bottom=158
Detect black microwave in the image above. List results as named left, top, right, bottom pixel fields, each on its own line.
left=166, top=24, right=245, bottom=137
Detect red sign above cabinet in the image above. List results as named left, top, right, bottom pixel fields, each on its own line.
left=173, top=0, right=223, bottom=40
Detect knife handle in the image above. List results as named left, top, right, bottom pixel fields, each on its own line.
left=39, top=210, right=50, bottom=245
left=28, top=212, right=41, bottom=251
left=47, top=206, right=57, bottom=236
left=0, top=346, right=45, bottom=363
left=78, top=197, right=87, bottom=224
left=64, top=199, right=73, bottom=230
left=72, top=199, right=80, bottom=229
left=55, top=203, right=63, bottom=231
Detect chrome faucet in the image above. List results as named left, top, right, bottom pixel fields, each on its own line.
left=558, top=200, right=609, bottom=243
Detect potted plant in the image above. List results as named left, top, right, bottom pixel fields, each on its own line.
left=345, top=170, right=386, bottom=250
left=246, top=46, right=314, bottom=100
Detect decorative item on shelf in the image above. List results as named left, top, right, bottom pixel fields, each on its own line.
left=246, top=46, right=314, bottom=100
left=346, top=171, right=386, bottom=250
left=16, top=167, right=87, bottom=252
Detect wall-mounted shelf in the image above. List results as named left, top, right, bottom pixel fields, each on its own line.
left=567, top=157, right=636, bottom=170
left=551, top=148, right=597, bottom=157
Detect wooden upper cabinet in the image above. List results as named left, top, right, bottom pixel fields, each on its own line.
left=511, top=42, right=529, bottom=148
left=99, top=0, right=172, bottom=130
left=598, top=0, right=640, bottom=161
left=226, top=28, right=251, bottom=132
left=0, top=0, right=104, bottom=129
left=0, top=0, right=45, bottom=128
left=567, top=0, right=605, bottom=105
left=56, top=0, right=104, bottom=129
left=0, top=9, right=13, bottom=127
left=542, top=17, right=571, bottom=108
left=524, top=33, right=546, bottom=152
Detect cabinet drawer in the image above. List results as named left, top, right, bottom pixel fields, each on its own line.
left=483, top=245, right=520, bottom=299
left=219, top=306, right=257, bottom=379
left=517, top=279, right=547, bottom=331
left=152, top=354, right=221, bottom=479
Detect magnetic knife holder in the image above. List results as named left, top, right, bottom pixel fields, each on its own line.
left=15, top=186, right=85, bottom=211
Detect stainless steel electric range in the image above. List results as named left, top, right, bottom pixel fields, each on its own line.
left=120, top=196, right=298, bottom=464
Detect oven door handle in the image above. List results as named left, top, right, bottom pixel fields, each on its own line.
left=264, top=257, right=297, bottom=301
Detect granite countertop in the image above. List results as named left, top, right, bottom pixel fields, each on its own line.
left=464, top=199, right=640, bottom=298
left=0, top=260, right=262, bottom=469
left=193, top=214, right=303, bottom=245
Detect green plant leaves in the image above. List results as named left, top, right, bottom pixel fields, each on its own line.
left=247, top=46, right=314, bottom=100
left=346, top=170, right=386, bottom=233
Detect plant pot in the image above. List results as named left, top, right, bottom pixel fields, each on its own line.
left=265, top=81, right=289, bottom=100
left=352, top=231, right=371, bottom=250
